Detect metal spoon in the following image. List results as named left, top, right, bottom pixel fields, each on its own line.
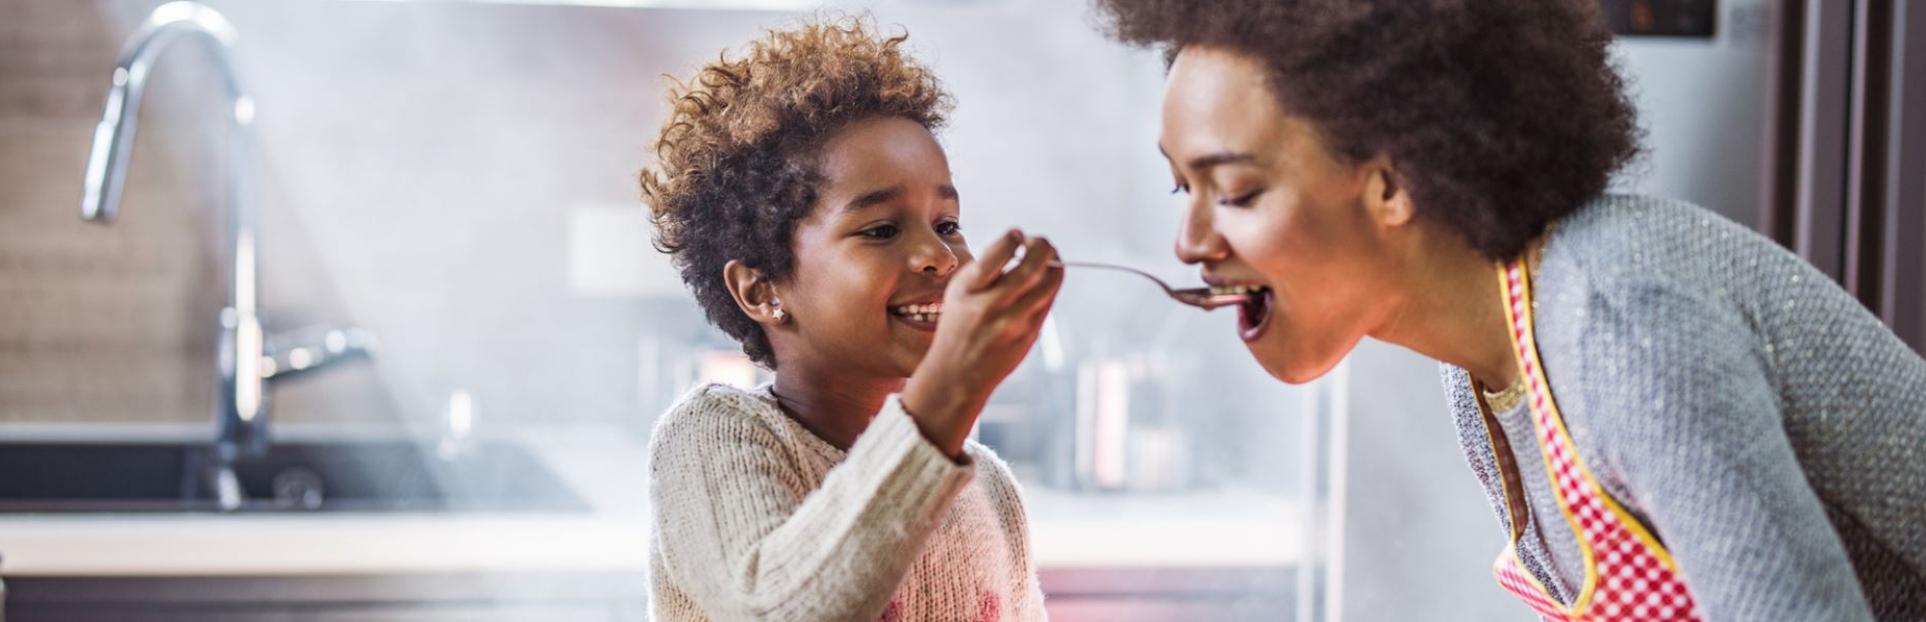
left=1050, top=260, right=1256, bottom=310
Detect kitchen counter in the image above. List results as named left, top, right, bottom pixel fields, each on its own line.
left=0, top=425, right=1302, bottom=578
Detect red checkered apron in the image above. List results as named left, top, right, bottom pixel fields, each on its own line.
left=1484, top=258, right=1704, bottom=621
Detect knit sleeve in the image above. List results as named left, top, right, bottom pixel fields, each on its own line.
left=648, top=386, right=975, bottom=620
left=972, top=443, right=1048, bottom=621
left=1565, top=283, right=1874, bottom=621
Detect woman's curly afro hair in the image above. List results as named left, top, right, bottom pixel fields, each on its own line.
left=1093, top=0, right=1642, bottom=260
left=640, top=16, right=951, bottom=368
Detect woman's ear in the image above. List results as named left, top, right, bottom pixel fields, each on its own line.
left=1364, top=156, right=1414, bottom=228
left=723, top=260, right=787, bottom=326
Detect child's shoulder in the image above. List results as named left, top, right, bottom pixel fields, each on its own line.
left=960, top=440, right=1037, bottom=542
left=649, top=383, right=781, bottom=450
left=669, top=382, right=772, bottom=413
left=961, top=441, right=1025, bottom=500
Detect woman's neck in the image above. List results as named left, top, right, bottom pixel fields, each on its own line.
left=768, top=359, right=905, bottom=451
left=1372, top=230, right=1524, bottom=391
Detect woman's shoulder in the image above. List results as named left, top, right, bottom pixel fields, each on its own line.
left=1548, top=194, right=1776, bottom=287
left=1528, top=197, right=1780, bottom=446
left=1533, top=195, right=1785, bottom=365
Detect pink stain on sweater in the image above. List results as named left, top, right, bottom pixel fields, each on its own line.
left=976, top=589, right=1001, bottom=622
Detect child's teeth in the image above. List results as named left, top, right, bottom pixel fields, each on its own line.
left=891, top=303, right=944, bottom=320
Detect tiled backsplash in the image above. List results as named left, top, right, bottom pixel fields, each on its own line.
left=0, top=0, right=395, bottom=424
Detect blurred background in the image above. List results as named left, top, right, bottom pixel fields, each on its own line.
left=0, top=0, right=1918, bottom=620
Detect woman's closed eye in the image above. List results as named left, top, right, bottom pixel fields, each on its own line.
left=1169, top=182, right=1261, bottom=207
left=1218, top=188, right=1263, bottom=208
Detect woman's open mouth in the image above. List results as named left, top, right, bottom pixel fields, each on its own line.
left=889, top=301, right=943, bottom=332
left=1230, top=286, right=1274, bottom=342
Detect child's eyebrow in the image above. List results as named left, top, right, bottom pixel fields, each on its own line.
left=842, top=183, right=960, bottom=212
left=843, top=186, right=903, bottom=212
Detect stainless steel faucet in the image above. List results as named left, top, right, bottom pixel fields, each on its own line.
left=79, top=2, right=371, bottom=509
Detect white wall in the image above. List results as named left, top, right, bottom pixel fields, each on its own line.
left=1609, top=0, right=1773, bottom=228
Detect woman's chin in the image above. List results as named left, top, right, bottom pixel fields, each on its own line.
left=1244, top=333, right=1339, bottom=385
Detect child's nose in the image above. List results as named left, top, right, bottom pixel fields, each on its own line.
left=913, top=238, right=960, bottom=277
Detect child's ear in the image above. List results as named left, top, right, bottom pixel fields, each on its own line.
left=723, top=260, right=786, bottom=326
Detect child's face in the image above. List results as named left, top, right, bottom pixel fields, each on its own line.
left=772, top=116, right=972, bottom=379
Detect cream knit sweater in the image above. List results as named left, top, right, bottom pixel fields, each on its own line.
left=647, top=383, right=1048, bottom=621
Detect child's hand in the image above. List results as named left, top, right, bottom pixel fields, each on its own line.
left=902, top=229, right=1063, bottom=459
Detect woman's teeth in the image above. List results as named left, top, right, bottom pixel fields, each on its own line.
left=891, top=303, right=943, bottom=323
left=1210, top=284, right=1266, bottom=297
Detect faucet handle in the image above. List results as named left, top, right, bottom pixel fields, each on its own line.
left=261, top=325, right=375, bottom=381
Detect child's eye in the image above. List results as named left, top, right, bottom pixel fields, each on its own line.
left=860, top=224, right=900, bottom=239
left=936, top=221, right=962, bottom=236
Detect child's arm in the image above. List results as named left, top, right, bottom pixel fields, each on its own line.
left=650, top=388, right=973, bottom=621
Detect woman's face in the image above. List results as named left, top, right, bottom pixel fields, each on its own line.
left=772, top=116, right=971, bottom=379
left=1160, top=46, right=1406, bottom=384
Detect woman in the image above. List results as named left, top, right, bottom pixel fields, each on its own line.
left=1091, top=0, right=1925, bottom=620
left=639, top=17, right=1057, bottom=621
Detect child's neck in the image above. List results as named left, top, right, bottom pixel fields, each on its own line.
left=769, top=363, right=906, bottom=451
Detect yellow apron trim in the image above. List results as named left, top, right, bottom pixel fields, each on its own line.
left=1496, top=259, right=1690, bottom=617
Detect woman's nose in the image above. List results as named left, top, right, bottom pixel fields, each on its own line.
left=1174, top=201, right=1230, bottom=265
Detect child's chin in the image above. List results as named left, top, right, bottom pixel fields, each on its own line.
left=892, top=340, right=934, bottom=372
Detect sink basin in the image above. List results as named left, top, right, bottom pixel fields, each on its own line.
left=0, top=440, right=587, bottom=513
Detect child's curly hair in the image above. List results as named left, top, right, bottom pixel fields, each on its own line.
left=640, top=16, right=952, bottom=368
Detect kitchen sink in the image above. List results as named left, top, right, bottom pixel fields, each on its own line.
left=0, top=440, right=586, bottom=513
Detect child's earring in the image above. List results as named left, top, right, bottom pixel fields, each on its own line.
left=771, top=305, right=787, bottom=323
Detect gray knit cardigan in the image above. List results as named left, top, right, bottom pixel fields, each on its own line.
left=1441, top=194, right=1925, bottom=620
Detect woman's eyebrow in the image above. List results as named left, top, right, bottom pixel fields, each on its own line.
left=1190, top=151, right=1256, bottom=170
left=1158, top=144, right=1258, bottom=172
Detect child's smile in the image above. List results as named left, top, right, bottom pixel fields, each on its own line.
left=888, top=299, right=944, bottom=331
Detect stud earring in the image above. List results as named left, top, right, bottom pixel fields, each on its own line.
left=772, top=307, right=787, bottom=322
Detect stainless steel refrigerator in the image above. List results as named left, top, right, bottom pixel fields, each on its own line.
left=1761, top=0, right=1926, bottom=352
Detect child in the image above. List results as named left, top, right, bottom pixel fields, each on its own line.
left=639, top=17, right=1061, bottom=621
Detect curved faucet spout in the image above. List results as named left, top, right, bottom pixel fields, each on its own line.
left=81, top=1, right=248, bottom=224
